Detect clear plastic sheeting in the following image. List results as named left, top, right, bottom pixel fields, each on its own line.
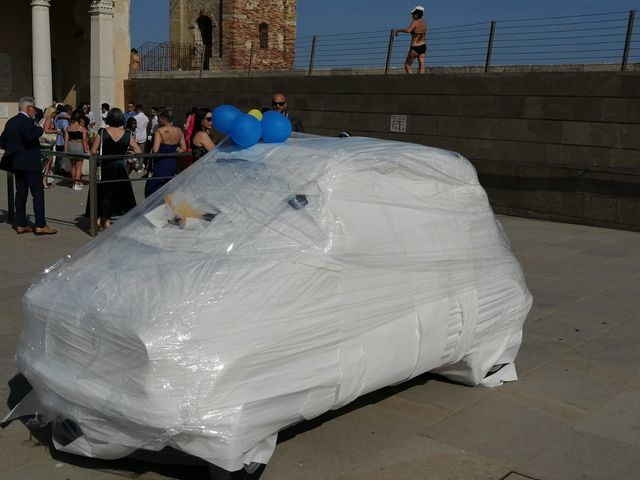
left=16, top=135, right=532, bottom=471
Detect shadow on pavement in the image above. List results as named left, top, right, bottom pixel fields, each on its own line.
left=4, top=373, right=211, bottom=479
left=3, top=368, right=465, bottom=479
left=277, top=371, right=454, bottom=443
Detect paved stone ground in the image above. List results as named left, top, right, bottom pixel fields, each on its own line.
left=1, top=175, right=639, bottom=480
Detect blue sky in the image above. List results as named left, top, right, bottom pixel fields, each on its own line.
left=131, top=1, right=640, bottom=47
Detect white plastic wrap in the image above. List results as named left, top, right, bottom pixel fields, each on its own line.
left=16, top=134, right=532, bottom=471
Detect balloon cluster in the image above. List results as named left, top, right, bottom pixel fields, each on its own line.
left=212, top=104, right=292, bottom=148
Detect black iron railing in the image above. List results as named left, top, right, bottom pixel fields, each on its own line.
left=295, top=10, right=638, bottom=73
left=138, top=42, right=204, bottom=71
left=134, top=11, right=637, bottom=75
left=4, top=150, right=193, bottom=237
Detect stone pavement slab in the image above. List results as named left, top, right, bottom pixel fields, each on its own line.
left=519, top=429, right=640, bottom=480
left=575, top=389, right=640, bottom=448
left=420, top=392, right=573, bottom=466
left=1, top=174, right=640, bottom=480
left=502, top=474, right=538, bottom=480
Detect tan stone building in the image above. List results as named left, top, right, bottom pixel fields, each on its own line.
left=169, top=0, right=296, bottom=71
left=0, top=0, right=131, bottom=130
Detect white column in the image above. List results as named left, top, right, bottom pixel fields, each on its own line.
left=31, top=0, right=53, bottom=108
left=89, top=0, right=115, bottom=112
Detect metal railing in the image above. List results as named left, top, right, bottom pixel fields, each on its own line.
left=138, top=41, right=204, bottom=71
left=134, top=10, right=638, bottom=76
left=5, top=148, right=638, bottom=238
left=134, top=11, right=637, bottom=76
left=294, top=10, right=638, bottom=73
left=4, top=150, right=193, bottom=237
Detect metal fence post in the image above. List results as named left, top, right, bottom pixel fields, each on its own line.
left=308, top=35, right=317, bottom=76
left=199, top=44, right=205, bottom=78
left=248, top=41, right=254, bottom=77
left=621, top=9, right=635, bottom=71
left=484, top=21, right=496, bottom=73
left=5, top=172, right=14, bottom=224
left=160, top=44, right=165, bottom=79
left=89, top=154, right=98, bottom=237
left=385, top=29, right=395, bottom=74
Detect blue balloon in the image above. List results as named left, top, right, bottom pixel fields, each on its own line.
left=229, top=113, right=262, bottom=147
left=261, top=110, right=292, bottom=143
left=212, top=105, right=241, bottom=134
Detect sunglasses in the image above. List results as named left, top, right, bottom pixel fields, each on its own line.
left=205, top=116, right=212, bottom=121
left=272, top=101, right=285, bottom=107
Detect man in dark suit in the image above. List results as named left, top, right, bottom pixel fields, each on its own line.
left=1, top=96, right=57, bottom=235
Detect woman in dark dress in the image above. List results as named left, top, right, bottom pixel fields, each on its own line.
left=188, top=108, right=215, bottom=163
left=145, top=108, right=186, bottom=198
left=89, top=108, right=141, bottom=230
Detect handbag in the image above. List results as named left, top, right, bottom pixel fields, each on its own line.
left=39, top=116, right=57, bottom=146
left=0, top=152, right=13, bottom=172
left=0, top=130, right=13, bottom=172
left=97, top=129, right=103, bottom=181
left=40, top=133, right=57, bottom=146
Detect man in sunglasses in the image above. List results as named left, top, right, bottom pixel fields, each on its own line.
left=271, top=93, right=304, bottom=132
left=124, top=102, right=136, bottom=123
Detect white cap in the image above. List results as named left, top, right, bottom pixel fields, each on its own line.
left=411, top=5, right=425, bottom=13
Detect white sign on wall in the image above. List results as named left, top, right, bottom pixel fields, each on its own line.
left=390, top=114, right=407, bottom=133
left=0, top=104, right=8, bottom=119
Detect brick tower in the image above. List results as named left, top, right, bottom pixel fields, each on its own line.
left=169, top=0, right=297, bottom=71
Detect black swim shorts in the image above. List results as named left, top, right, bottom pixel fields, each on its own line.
left=410, top=44, right=427, bottom=55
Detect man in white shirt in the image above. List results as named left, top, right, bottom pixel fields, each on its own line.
left=100, top=103, right=109, bottom=128
left=133, top=104, right=149, bottom=152
left=149, top=107, right=159, bottom=135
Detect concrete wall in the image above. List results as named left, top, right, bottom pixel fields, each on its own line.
left=125, top=71, right=640, bottom=230
left=113, top=0, right=131, bottom=109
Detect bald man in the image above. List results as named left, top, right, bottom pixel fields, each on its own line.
left=272, top=93, right=304, bottom=132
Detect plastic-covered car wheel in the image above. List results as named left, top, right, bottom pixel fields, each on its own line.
left=209, top=462, right=266, bottom=480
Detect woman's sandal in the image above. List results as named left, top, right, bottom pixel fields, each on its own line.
left=96, top=219, right=112, bottom=232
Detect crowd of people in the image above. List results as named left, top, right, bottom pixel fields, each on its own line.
left=0, top=92, right=304, bottom=236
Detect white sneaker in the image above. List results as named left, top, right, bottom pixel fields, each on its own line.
left=73, top=183, right=83, bottom=191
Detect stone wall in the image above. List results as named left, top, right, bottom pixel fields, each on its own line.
left=125, top=71, right=640, bottom=230
left=169, top=0, right=222, bottom=57
left=169, top=0, right=296, bottom=71
left=223, top=0, right=296, bottom=70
